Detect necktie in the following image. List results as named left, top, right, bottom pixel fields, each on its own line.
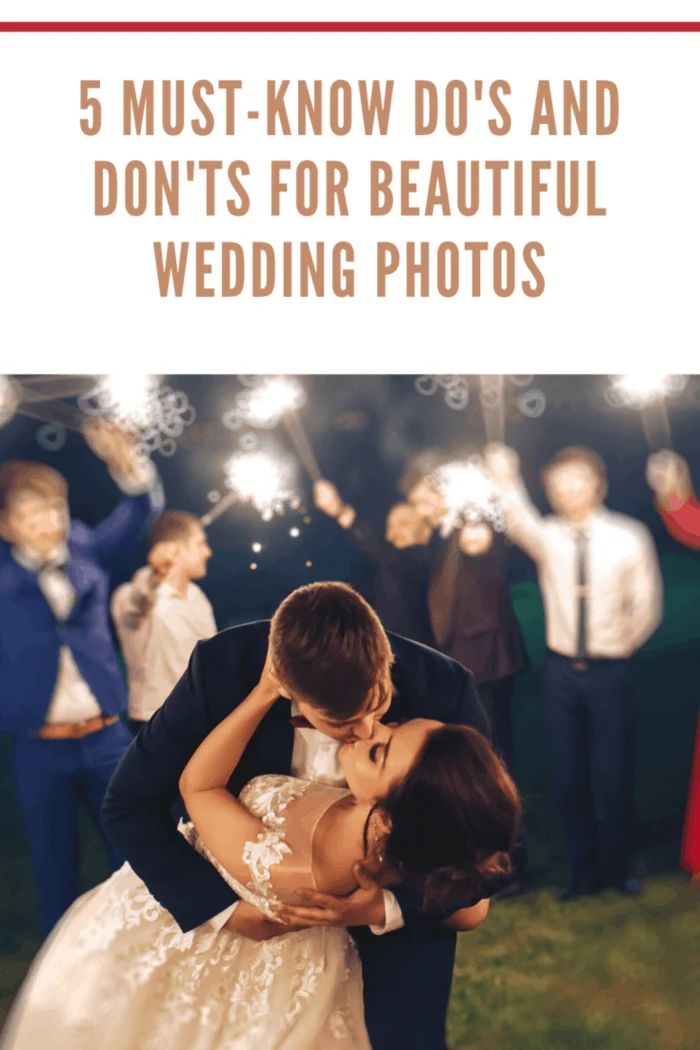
left=289, top=715, right=312, bottom=728
left=574, top=530, right=589, bottom=663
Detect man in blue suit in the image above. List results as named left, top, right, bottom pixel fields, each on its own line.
left=103, top=582, right=513, bottom=1050
left=0, top=420, right=164, bottom=937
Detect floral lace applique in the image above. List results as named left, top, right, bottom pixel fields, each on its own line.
left=178, top=775, right=310, bottom=916
left=9, top=774, right=369, bottom=1049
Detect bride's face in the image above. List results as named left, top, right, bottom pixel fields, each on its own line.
left=338, top=718, right=442, bottom=804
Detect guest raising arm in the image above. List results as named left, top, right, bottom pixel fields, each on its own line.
left=111, top=510, right=216, bottom=732
left=484, top=441, right=662, bottom=900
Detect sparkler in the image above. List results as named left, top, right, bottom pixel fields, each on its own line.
left=479, top=376, right=505, bottom=443
left=0, top=376, right=86, bottom=432
left=430, top=457, right=505, bottom=538
left=222, top=448, right=298, bottom=522
left=78, top=375, right=195, bottom=457
left=0, top=376, right=20, bottom=428
left=222, top=377, right=321, bottom=482
left=200, top=490, right=238, bottom=528
left=605, top=374, right=687, bottom=451
left=12, top=376, right=96, bottom=402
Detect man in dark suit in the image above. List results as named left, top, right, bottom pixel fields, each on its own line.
left=428, top=528, right=529, bottom=773
left=0, top=420, right=164, bottom=936
left=103, top=581, right=498, bottom=1050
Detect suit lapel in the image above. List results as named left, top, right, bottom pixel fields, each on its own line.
left=255, top=698, right=295, bottom=775
left=385, top=657, right=407, bottom=725
left=64, top=549, right=99, bottom=620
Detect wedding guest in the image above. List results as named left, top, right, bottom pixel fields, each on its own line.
left=111, top=511, right=216, bottom=733
left=313, top=479, right=437, bottom=648
left=428, top=522, right=530, bottom=897
left=646, top=449, right=700, bottom=548
left=0, top=421, right=164, bottom=936
left=646, top=449, right=700, bottom=890
left=428, top=524, right=529, bottom=776
left=485, top=442, right=663, bottom=900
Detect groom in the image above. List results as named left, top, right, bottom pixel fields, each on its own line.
left=103, top=582, right=499, bottom=1050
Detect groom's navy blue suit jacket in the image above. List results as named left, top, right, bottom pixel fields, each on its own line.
left=102, top=621, right=496, bottom=1050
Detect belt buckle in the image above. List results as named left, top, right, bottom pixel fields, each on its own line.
left=572, top=659, right=588, bottom=671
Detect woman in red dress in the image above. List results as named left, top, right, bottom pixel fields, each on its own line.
left=646, top=450, right=700, bottom=888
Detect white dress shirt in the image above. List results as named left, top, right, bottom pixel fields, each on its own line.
left=11, top=460, right=161, bottom=725
left=207, top=702, right=404, bottom=937
left=500, top=484, right=663, bottom=658
left=111, top=572, right=217, bottom=721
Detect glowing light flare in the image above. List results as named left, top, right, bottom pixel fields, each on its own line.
left=78, top=375, right=195, bottom=457
left=36, top=424, right=67, bottom=452
left=431, top=458, right=505, bottom=537
left=606, top=374, right=688, bottom=410
left=223, top=377, right=307, bottom=431
left=518, top=389, right=547, bottom=418
left=415, top=375, right=470, bottom=410
left=224, top=449, right=298, bottom=522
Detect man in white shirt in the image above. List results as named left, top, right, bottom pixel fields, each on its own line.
left=0, top=420, right=164, bottom=936
left=484, top=442, right=663, bottom=899
left=111, top=510, right=216, bottom=730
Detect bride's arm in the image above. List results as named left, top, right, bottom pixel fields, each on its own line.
left=178, top=661, right=279, bottom=875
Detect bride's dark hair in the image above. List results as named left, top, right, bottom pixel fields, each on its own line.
left=366, top=725, right=521, bottom=909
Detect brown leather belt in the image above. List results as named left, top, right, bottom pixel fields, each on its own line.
left=37, top=714, right=119, bottom=740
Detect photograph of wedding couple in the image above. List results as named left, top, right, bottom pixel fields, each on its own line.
left=0, top=373, right=698, bottom=1050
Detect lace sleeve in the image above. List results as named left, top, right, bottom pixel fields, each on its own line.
left=176, top=776, right=311, bottom=922
left=177, top=819, right=280, bottom=920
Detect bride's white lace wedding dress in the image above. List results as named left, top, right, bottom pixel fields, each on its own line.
left=1, top=775, right=371, bottom=1050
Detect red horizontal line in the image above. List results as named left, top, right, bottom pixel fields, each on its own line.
left=0, top=21, right=699, bottom=33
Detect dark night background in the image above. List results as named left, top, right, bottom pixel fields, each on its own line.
left=2, top=374, right=699, bottom=629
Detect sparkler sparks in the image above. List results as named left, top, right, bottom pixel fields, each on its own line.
left=35, top=424, right=67, bottom=452
left=222, top=377, right=307, bottom=431
left=224, top=449, right=298, bottom=522
left=415, top=375, right=470, bottom=410
left=518, top=389, right=547, bottom=418
left=431, top=458, right=505, bottom=537
left=605, top=374, right=688, bottom=410
left=78, top=375, right=195, bottom=457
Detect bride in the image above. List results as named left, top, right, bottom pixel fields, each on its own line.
left=1, top=655, right=521, bottom=1050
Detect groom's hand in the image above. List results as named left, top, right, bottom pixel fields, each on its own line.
left=225, top=901, right=310, bottom=941
left=275, top=864, right=386, bottom=929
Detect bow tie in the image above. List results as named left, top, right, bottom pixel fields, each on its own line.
left=289, top=715, right=313, bottom=729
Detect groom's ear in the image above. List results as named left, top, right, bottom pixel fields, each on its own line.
left=270, top=669, right=291, bottom=699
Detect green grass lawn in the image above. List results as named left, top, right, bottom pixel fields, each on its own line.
left=1, top=552, right=700, bottom=1047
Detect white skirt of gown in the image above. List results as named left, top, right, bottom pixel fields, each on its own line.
left=0, top=775, right=371, bottom=1050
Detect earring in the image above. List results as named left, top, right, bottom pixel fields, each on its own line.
left=373, top=817, right=385, bottom=864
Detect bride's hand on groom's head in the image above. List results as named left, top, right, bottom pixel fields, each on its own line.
left=274, top=864, right=386, bottom=930
left=258, top=646, right=284, bottom=702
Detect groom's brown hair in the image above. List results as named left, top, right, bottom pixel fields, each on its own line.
left=269, top=582, right=394, bottom=719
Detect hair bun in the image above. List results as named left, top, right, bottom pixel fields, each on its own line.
left=414, top=850, right=513, bottom=909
